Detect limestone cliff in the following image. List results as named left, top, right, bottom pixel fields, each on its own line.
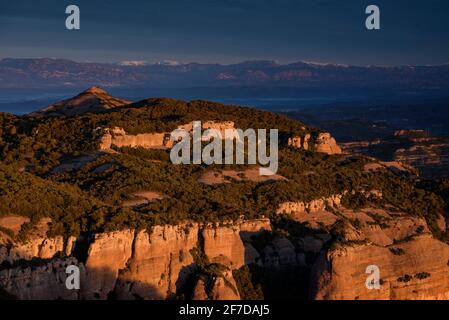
left=0, top=218, right=76, bottom=264
left=288, top=132, right=342, bottom=155
left=202, top=219, right=271, bottom=269
left=0, top=258, right=84, bottom=300
left=99, top=122, right=341, bottom=157
left=314, top=133, right=342, bottom=155
left=191, top=271, right=241, bottom=300
left=114, top=224, right=199, bottom=300
left=209, top=270, right=241, bottom=300
left=1, top=215, right=449, bottom=300
left=310, top=235, right=449, bottom=300
left=98, top=121, right=235, bottom=151
left=82, top=230, right=135, bottom=299
left=98, top=127, right=173, bottom=150
left=276, top=193, right=449, bottom=300
left=0, top=219, right=269, bottom=300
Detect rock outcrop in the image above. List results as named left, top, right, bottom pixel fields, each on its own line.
left=0, top=219, right=269, bottom=299
left=341, top=131, right=449, bottom=179
left=310, top=235, right=449, bottom=300
left=303, top=134, right=311, bottom=150
left=202, top=219, right=271, bottom=269
left=114, top=224, right=199, bottom=300
left=0, top=218, right=71, bottom=264
left=208, top=270, right=241, bottom=300
left=98, top=121, right=236, bottom=151
left=314, top=133, right=342, bottom=155
left=82, top=229, right=135, bottom=299
left=99, top=122, right=342, bottom=157
left=277, top=195, right=343, bottom=216
left=0, top=216, right=29, bottom=235
left=0, top=258, right=84, bottom=300
left=276, top=195, right=343, bottom=228
left=192, top=277, right=209, bottom=300
left=98, top=127, right=173, bottom=150
left=1, top=216, right=449, bottom=300
left=191, top=271, right=240, bottom=300
left=288, top=132, right=341, bottom=155
left=288, top=136, right=302, bottom=148
left=178, top=121, right=235, bottom=138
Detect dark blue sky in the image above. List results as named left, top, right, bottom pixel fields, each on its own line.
left=0, top=0, right=448, bottom=65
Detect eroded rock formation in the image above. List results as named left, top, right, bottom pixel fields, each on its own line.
left=1, top=215, right=449, bottom=300
left=83, top=230, right=135, bottom=299
left=314, top=133, right=342, bottom=155
left=114, top=224, right=199, bottom=300
left=288, top=132, right=341, bottom=155
left=0, top=219, right=270, bottom=300
left=98, top=121, right=236, bottom=151
left=0, top=218, right=75, bottom=264
left=98, top=127, right=173, bottom=150
left=310, top=235, right=449, bottom=300
left=202, top=219, right=271, bottom=269
left=0, top=258, right=84, bottom=300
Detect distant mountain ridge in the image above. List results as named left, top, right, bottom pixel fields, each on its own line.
left=1, top=58, right=449, bottom=89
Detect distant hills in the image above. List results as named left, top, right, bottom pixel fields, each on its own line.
left=1, top=58, right=449, bottom=90
left=285, top=102, right=449, bottom=140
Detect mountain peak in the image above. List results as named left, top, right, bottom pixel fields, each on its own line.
left=31, top=86, right=131, bottom=117
left=83, top=86, right=108, bottom=95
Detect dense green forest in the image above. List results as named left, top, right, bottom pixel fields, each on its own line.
left=0, top=98, right=316, bottom=174
left=0, top=98, right=447, bottom=244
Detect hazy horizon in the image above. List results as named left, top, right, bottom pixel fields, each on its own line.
left=1, top=0, right=449, bottom=66
left=2, top=56, right=449, bottom=67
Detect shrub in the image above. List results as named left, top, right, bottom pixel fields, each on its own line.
left=232, top=266, right=264, bottom=300
left=414, top=272, right=430, bottom=280
left=397, top=274, right=412, bottom=282
left=389, top=248, right=405, bottom=256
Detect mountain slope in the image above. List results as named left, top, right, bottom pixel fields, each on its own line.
left=31, top=86, right=130, bottom=117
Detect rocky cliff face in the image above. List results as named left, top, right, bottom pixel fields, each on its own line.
left=0, top=258, right=84, bottom=300
left=277, top=195, right=343, bottom=215
left=0, top=219, right=270, bottom=300
left=98, top=121, right=236, bottom=151
left=0, top=218, right=76, bottom=264
left=314, top=133, right=342, bottom=155
left=274, top=191, right=449, bottom=300
left=310, top=235, right=449, bottom=300
left=288, top=132, right=342, bottom=155
left=276, top=194, right=346, bottom=229
left=98, top=122, right=341, bottom=156
left=83, top=229, right=135, bottom=299
left=394, top=143, right=449, bottom=179
left=114, top=224, right=199, bottom=300
left=98, top=127, right=172, bottom=150
left=202, top=219, right=271, bottom=269
left=191, top=270, right=241, bottom=300
left=1, top=214, right=449, bottom=300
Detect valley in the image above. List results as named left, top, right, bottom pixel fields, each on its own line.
left=284, top=103, right=449, bottom=179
